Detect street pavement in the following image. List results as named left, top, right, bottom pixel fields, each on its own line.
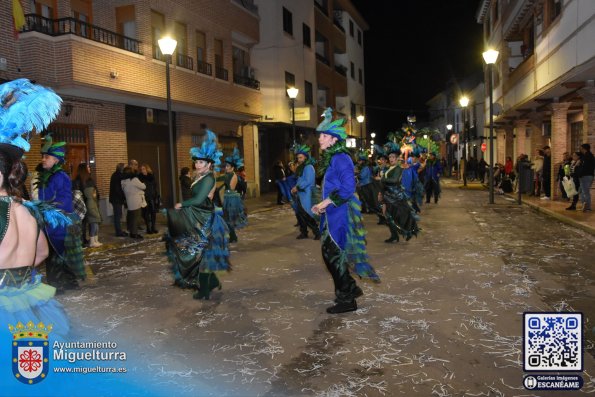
left=56, top=182, right=594, bottom=396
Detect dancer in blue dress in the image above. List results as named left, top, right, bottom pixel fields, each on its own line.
left=221, top=147, right=247, bottom=243
left=311, top=108, right=380, bottom=314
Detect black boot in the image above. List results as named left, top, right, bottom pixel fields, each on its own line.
left=335, top=286, right=363, bottom=303
left=384, top=235, right=399, bottom=243
left=566, top=205, right=576, bottom=210
left=193, top=273, right=221, bottom=300
left=326, top=300, right=357, bottom=314
left=385, top=218, right=400, bottom=243
left=229, top=227, right=238, bottom=243
left=296, top=233, right=308, bottom=239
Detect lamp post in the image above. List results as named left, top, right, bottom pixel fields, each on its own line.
left=483, top=49, right=499, bottom=204
left=446, top=124, right=453, bottom=177
left=287, top=87, right=299, bottom=145
left=459, top=96, right=469, bottom=185
left=158, top=36, right=178, bottom=205
left=356, top=114, right=365, bottom=141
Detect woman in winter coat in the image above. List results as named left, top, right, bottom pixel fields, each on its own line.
left=73, top=163, right=103, bottom=247
left=121, top=166, right=146, bottom=239
left=139, top=163, right=159, bottom=234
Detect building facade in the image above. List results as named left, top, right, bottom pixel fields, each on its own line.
left=2, top=0, right=262, bottom=215
left=477, top=0, right=595, bottom=198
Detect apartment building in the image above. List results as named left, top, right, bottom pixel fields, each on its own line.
left=1, top=0, right=262, bottom=213
left=252, top=0, right=368, bottom=192
left=477, top=0, right=595, bottom=198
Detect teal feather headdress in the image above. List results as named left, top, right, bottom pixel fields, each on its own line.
left=316, top=107, right=347, bottom=141
left=356, top=150, right=368, bottom=161
left=190, top=130, right=223, bottom=170
left=224, top=147, right=244, bottom=169
left=383, top=141, right=400, bottom=155
left=373, top=144, right=387, bottom=159
left=293, top=143, right=311, bottom=158
left=0, top=79, right=62, bottom=159
left=40, top=135, right=67, bottom=163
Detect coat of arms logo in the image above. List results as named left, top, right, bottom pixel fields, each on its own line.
left=9, top=321, right=52, bottom=385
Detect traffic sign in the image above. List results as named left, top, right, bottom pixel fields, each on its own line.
left=450, top=134, right=458, bottom=144
left=481, top=143, right=487, bottom=152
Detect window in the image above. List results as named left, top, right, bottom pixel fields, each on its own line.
left=214, top=39, right=223, bottom=68
left=285, top=71, right=295, bottom=94
left=350, top=62, right=355, bottom=79
left=151, top=10, right=165, bottom=59
left=349, top=19, right=354, bottom=37
left=358, top=68, right=362, bottom=84
left=305, top=81, right=313, bottom=105
left=196, top=31, right=206, bottom=63
left=357, top=29, right=362, bottom=45
left=570, top=122, right=583, bottom=153
left=542, top=121, right=551, bottom=137
left=116, top=6, right=137, bottom=51
left=302, top=23, right=311, bottom=47
left=233, top=46, right=249, bottom=76
left=174, top=22, right=187, bottom=56
left=283, top=7, right=293, bottom=36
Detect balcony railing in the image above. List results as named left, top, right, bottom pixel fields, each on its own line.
left=215, top=66, right=228, bottom=81
left=314, top=1, right=328, bottom=16
left=22, top=14, right=142, bottom=55
left=234, top=74, right=260, bottom=90
left=333, top=18, right=345, bottom=32
left=334, top=64, right=347, bottom=76
left=232, top=0, right=258, bottom=14
left=197, top=60, right=212, bottom=76
left=316, top=53, right=330, bottom=66
left=176, top=54, right=194, bottom=71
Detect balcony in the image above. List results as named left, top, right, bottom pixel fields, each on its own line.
left=22, top=14, right=142, bottom=55
left=334, top=64, right=347, bottom=76
left=316, top=53, right=330, bottom=66
left=215, top=66, right=228, bottom=81
left=176, top=54, right=194, bottom=71
left=234, top=74, right=260, bottom=90
left=232, top=0, right=258, bottom=14
left=314, top=0, right=328, bottom=16
left=197, top=60, right=212, bottom=76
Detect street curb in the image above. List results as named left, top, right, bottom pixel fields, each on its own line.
left=506, top=194, right=595, bottom=237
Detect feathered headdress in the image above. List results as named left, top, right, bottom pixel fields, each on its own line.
left=190, top=130, right=223, bottom=170
left=293, top=143, right=311, bottom=158
left=0, top=78, right=62, bottom=159
left=40, top=134, right=67, bottom=163
left=373, top=144, right=388, bottom=160
left=356, top=150, right=368, bottom=161
left=224, top=147, right=244, bottom=169
left=383, top=141, right=400, bottom=155
left=316, top=107, right=347, bottom=141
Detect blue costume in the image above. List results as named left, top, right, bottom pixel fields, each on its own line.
left=424, top=155, right=443, bottom=203
left=316, top=108, right=379, bottom=314
left=293, top=144, right=320, bottom=239
left=221, top=147, right=247, bottom=243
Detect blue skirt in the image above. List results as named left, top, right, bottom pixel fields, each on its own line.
left=223, top=191, right=247, bottom=229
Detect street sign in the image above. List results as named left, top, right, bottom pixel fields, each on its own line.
left=291, top=107, right=311, bottom=121
left=450, top=134, right=458, bottom=144
left=481, top=142, right=487, bottom=152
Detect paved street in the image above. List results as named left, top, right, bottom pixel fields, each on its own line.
left=59, top=183, right=595, bottom=397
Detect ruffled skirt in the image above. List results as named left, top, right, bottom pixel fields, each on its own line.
left=223, top=191, right=247, bottom=229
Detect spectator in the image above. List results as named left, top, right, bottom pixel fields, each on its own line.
left=579, top=143, right=594, bottom=212
left=73, top=163, right=103, bottom=247
left=557, top=152, right=571, bottom=200
left=504, top=156, right=514, bottom=177
left=235, top=166, right=248, bottom=199
left=541, top=146, right=551, bottom=199
left=478, top=157, right=487, bottom=183
left=109, top=163, right=127, bottom=237
left=565, top=152, right=582, bottom=211
left=273, top=160, right=286, bottom=205
left=139, top=163, right=159, bottom=234
left=531, top=150, right=544, bottom=196
left=121, top=166, right=146, bottom=239
left=179, top=166, right=192, bottom=201
left=128, top=159, right=139, bottom=174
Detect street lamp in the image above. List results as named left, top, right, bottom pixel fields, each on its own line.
left=158, top=36, right=178, bottom=205
left=459, top=96, right=469, bottom=185
left=446, top=124, right=453, bottom=176
left=371, top=132, right=376, bottom=139
left=287, top=87, right=299, bottom=145
left=483, top=49, right=499, bottom=204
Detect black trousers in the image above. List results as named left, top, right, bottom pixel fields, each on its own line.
left=297, top=197, right=319, bottom=236
left=321, top=235, right=358, bottom=303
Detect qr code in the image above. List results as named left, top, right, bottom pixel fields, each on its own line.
left=524, top=312, right=582, bottom=371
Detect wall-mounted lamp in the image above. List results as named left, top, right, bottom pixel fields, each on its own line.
left=110, top=70, right=119, bottom=79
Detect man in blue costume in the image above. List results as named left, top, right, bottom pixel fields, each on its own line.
left=312, top=108, right=380, bottom=314
left=37, top=137, right=85, bottom=292
left=291, top=144, right=320, bottom=240
left=424, top=152, right=443, bottom=204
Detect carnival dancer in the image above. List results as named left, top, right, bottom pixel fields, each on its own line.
left=355, top=151, right=378, bottom=215
left=291, top=144, right=320, bottom=240
left=0, top=79, right=71, bottom=333
left=424, top=152, right=442, bottom=204
left=37, top=136, right=85, bottom=292
left=379, top=142, right=420, bottom=243
left=165, top=130, right=230, bottom=300
left=401, top=157, right=421, bottom=213
left=311, top=108, right=380, bottom=314
left=221, top=147, right=248, bottom=243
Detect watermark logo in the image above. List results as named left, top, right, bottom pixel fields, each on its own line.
left=9, top=321, right=52, bottom=385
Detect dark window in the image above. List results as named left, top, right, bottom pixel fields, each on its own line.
left=302, top=23, right=311, bottom=47
left=305, top=81, right=313, bottom=105
left=358, top=68, right=362, bottom=84
left=285, top=71, right=295, bottom=94
left=350, top=62, right=355, bottom=79
left=570, top=122, right=583, bottom=153
left=357, top=29, right=362, bottom=45
left=349, top=19, right=354, bottom=37
left=283, top=7, right=293, bottom=36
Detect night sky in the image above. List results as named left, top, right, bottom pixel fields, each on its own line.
left=352, top=0, right=484, bottom=138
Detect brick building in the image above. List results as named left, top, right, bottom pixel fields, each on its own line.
left=477, top=0, right=595, bottom=199
left=1, top=0, right=262, bottom=215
